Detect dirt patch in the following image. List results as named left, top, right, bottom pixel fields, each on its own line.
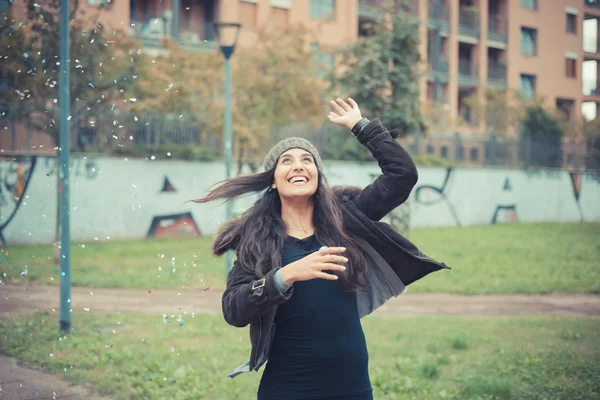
left=2, top=283, right=599, bottom=318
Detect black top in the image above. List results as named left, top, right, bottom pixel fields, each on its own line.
left=257, top=235, right=372, bottom=400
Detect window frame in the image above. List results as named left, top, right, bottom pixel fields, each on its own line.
left=520, top=0, right=537, bottom=10
left=520, top=27, right=538, bottom=56
left=309, top=0, right=336, bottom=20
left=566, top=13, right=577, bottom=35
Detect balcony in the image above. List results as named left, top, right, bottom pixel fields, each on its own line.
left=459, top=8, right=480, bottom=40
left=458, top=59, right=479, bottom=86
left=130, top=0, right=217, bottom=52
left=583, top=37, right=600, bottom=59
left=487, top=63, right=507, bottom=88
left=427, top=58, right=450, bottom=83
left=583, top=84, right=600, bottom=99
left=488, top=16, right=508, bottom=44
left=428, top=1, right=450, bottom=33
left=585, top=0, right=600, bottom=9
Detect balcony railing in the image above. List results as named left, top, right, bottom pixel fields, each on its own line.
left=130, top=2, right=217, bottom=51
left=458, top=59, right=479, bottom=86
left=488, top=63, right=507, bottom=88
left=583, top=37, right=600, bottom=53
left=488, top=16, right=508, bottom=43
left=428, top=1, right=450, bottom=32
left=427, top=58, right=449, bottom=83
left=584, top=0, right=600, bottom=9
left=459, top=8, right=480, bottom=38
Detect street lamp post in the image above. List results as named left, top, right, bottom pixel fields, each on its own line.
left=213, top=22, right=241, bottom=278
left=59, top=0, right=72, bottom=332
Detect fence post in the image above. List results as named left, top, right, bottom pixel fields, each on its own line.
left=11, top=119, right=16, bottom=151
left=453, top=132, right=461, bottom=161
left=489, top=134, right=497, bottom=165
left=412, top=130, right=420, bottom=155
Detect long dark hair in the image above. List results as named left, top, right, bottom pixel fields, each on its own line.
left=192, top=165, right=369, bottom=292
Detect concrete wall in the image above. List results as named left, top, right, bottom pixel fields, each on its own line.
left=1, top=155, right=598, bottom=245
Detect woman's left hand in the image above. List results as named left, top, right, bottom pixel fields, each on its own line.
left=328, top=97, right=363, bottom=130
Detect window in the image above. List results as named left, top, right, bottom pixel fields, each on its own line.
left=565, top=58, right=577, bottom=78
left=520, top=27, right=537, bottom=56
left=520, top=0, right=537, bottom=10
left=470, top=147, right=479, bottom=162
left=426, top=144, right=434, bottom=154
left=520, top=74, right=536, bottom=100
left=566, top=13, right=577, bottom=34
left=441, top=146, right=448, bottom=158
left=310, top=0, right=335, bottom=20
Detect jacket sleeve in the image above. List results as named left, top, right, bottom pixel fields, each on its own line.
left=222, top=259, right=294, bottom=328
left=350, top=119, right=418, bottom=222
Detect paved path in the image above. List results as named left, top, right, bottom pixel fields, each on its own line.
left=1, top=283, right=599, bottom=399
left=0, top=354, right=109, bottom=400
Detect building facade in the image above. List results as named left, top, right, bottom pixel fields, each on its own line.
left=2, top=0, right=599, bottom=167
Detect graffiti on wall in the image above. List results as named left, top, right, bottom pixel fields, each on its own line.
left=414, top=168, right=462, bottom=226
left=149, top=176, right=201, bottom=238
left=1, top=156, right=599, bottom=245
left=0, top=156, right=37, bottom=244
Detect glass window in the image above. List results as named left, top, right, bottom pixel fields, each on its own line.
left=310, top=0, right=335, bottom=20
left=426, top=144, right=434, bottom=154
left=470, top=147, right=479, bottom=161
left=520, top=27, right=537, bottom=56
left=520, top=74, right=536, bottom=100
left=441, top=146, right=448, bottom=158
left=566, top=13, right=577, bottom=34
left=520, top=0, right=537, bottom=10
left=565, top=58, right=577, bottom=78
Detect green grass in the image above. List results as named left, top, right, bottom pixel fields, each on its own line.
left=1, top=312, right=598, bottom=400
left=2, top=222, right=599, bottom=294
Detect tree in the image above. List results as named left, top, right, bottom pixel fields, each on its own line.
left=583, top=118, right=600, bottom=170
left=0, top=1, right=142, bottom=262
left=520, top=105, right=563, bottom=168
left=329, top=0, right=423, bottom=155
left=133, top=24, right=327, bottom=173
left=464, top=88, right=524, bottom=136
left=0, top=1, right=142, bottom=150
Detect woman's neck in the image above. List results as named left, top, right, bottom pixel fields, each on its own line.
left=280, top=198, right=314, bottom=231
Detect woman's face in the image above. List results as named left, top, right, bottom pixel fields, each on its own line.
left=272, top=148, right=319, bottom=199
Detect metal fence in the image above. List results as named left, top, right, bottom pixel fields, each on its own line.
left=0, top=107, right=220, bottom=154
left=1, top=108, right=598, bottom=170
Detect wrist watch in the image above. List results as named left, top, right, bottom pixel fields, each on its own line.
left=351, top=118, right=370, bottom=137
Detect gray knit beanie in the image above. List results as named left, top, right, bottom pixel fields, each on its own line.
left=263, top=137, right=323, bottom=171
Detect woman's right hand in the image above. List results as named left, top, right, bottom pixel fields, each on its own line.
left=280, top=247, right=348, bottom=284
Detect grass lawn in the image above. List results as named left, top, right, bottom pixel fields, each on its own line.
left=0, top=312, right=598, bottom=400
left=2, top=222, right=599, bottom=294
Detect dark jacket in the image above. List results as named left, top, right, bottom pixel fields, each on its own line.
left=214, top=119, right=450, bottom=378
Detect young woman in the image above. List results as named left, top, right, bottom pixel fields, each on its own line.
left=193, top=98, right=449, bottom=399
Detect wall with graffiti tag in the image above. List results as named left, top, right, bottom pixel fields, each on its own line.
left=1, top=156, right=599, bottom=245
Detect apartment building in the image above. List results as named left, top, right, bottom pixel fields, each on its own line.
left=2, top=0, right=599, bottom=163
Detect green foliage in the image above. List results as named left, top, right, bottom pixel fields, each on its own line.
left=450, top=333, right=470, bottom=350
left=411, top=154, right=457, bottom=167
left=330, top=1, right=424, bottom=141
left=520, top=105, right=564, bottom=167
left=2, top=223, right=599, bottom=295
left=0, top=1, right=142, bottom=146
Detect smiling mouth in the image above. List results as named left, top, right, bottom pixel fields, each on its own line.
left=288, top=177, right=309, bottom=185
